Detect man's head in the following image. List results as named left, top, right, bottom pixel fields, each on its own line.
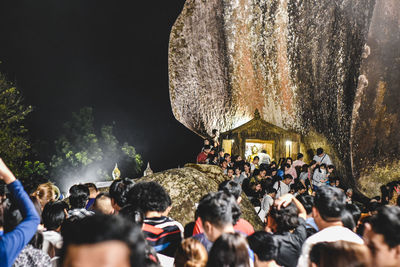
left=42, top=200, right=69, bottom=231
left=127, top=181, right=170, bottom=215
left=196, top=191, right=238, bottom=242
left=297, top=195, right=314, bottom=216
left=224, top=153, right=231, bottom=162
left=69, top=184, right=90, bottom=210
left=203, top=145, right=211, bottom=153
left=316, top=147, right=324, bottom=157
left=247, top=232, right=278, bottom=265
left=346, top=189, right=353, bottom=198
left=297, top=153, right=304, bottom=160
left=283, top=174, right=293, bottom=185
left=313, top=186, right=346, bottom=229
left=227, top=167, right=234, bottom=178
left=61, top=214, right=146, bottom=267
left=220, top=160, right=228, bottom=169
left=84, top=183, right=98, bottom=199
left=109, top=178, right=135, bottom=211
left=93, top=193, right=114, bottom=215
left=259, top=169, right=267, bottom=178
left=253, top=156, right=260, bottom=164
left=267, top=188, right=277, bottom=199
left=218, top=180, right=242, bottom=203
left=364, top=206, right=400, bottom=267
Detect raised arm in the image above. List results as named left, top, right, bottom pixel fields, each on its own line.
left=0, top=158, right=40, bottom=267
left=274, top=193, right=307, bottom=220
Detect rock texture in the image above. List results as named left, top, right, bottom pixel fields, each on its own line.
left=169, top=0, right=400, bottom=195
left=137, top=164, right=263, bottom=230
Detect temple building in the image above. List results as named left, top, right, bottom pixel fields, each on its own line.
left=220, top=110, right=302, bottom=162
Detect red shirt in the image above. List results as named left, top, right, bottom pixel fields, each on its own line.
left=192, top=217, right=255, bottom=236
left=196, top=152, right=208, bottom=164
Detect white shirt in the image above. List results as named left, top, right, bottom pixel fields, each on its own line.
left=313, top=154, right=332, bottom=166
left=296, top=226, right=363, bottom=267
left=259, top=194, right=274, bottom=221
left=273, top=181, right=290, bottom=198
left=258, top=152, right=271, bottom=165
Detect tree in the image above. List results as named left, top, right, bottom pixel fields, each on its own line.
left=50, top=107, right=143, bottom=186
left=0, top=71, right=33, bottom=176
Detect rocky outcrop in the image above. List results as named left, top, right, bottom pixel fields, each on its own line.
left=138, top=164, right=263, bottom=230
left=169, top=0, right=400, bottom=195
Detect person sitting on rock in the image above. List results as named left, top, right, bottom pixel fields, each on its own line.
left=127, top=181, right=183, bottom=258
left=197, top=145, right=211, bottom=164
left=313, top=147, right=333, bottom=166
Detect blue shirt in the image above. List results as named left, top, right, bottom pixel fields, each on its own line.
left=0, top=180, right=40, bottom=267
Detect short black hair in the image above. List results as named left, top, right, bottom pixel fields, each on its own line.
left=297, top=195, right=314, bottom=215
left=69, top=184, right=90, bottom=209
left=253, top=156, right=259, bottom=161
left=247, top=232, right=277, bottom=262
left=197, top=191, right=239, bottom=228
left=345, top=203, right=361, bottom=225
left=109, top=178, right=135, bottom=208
left=203, top=145, right=211, bottom=150
left=269, top=202, right=299, bottom=233
left=61, top=214, right=146, bottom=267
left=341, top=210, right=356, bottom=231
left=369, top=206, right=400, bottom=248
left=119, top=204, right=145, bottom=228
left=42, top=201, right=68, bottom=231
left=314, top=186, right=345, bottom=221
left=84, top=183, right=98, bottom=192
left=283, top=174, right=293, bottom=180
left=297, top=153, right=304, bottom=160
left=207, top=233, right=250, bottom=267
left=218, top=180, right=241, bottom=200
left=127, top=181, right=170, bottom=213
left=212, top=129, right=218, bottom=135
left=267, top=188, right=277, bottom=195
left=316, top=148, right=324, bottom=155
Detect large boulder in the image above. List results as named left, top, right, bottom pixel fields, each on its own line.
left=169, top=0, right=400, bottom=195
left=138, top=164, right=263, bottom=230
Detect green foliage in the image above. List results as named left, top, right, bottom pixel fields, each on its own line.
left=50, top=107, right=143, bottom=182
left=0, top=72, right=32, bottom=176
left=20, top=160, right=49, bottom=193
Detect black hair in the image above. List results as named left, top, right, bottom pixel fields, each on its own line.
left=345, top=203, right=361, bottom=225
left=327, top=165, right=335, bottom=170
left=267, top=188, right=277, bottom=195
left=61, top=214, right=146, bottom=267
left=207, top=233, right=250, bottom=267
left=297, top=153, right=304, bottom=160
left=269, top=202, right=299, bottom=233
left=369, top=206, right=400, bottom=248
left=341, top=210, right=356, bottom=231
left=284, top=163, right=291, bottom=169
left=42, top=200, right=68, bottom=231
left=197, top=191, right=239, bottom=228
left=226, top=167, right=234, bottom=173
left=297, top=195, right=314, bottom=215
left=283, top=174, right=293, bottom=180
left=69, top=184, right=90, bottom=209
left=316, top=147, right=324, bottom=155
left=317, top=164, right=327, bottom=173
left=212, top=129, right=218, bottom=135
left=301, top=164, right=309, bottom=173
left=253, top=156, right=259, bottom=161
left=84, top=182, right=98, bottom=192
left=247, top=231, right=277, bottom=262
left=109, top=178, right=135, bottom=208
left=314, top=186, right=346, bottom=221
left=244, top=162, right=251, bottom=168
left=367, top=201, right=381, bottom=213
left=203, top=145, right=211, bottom=150
left=127, top=181, right=170, bottom=213
left=218, top=180, right=242, bottom=200
left=119, top=204, right=145, bottom=228
left=224, top=153, right=230, bottom=158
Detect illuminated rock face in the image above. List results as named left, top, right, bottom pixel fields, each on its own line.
left=169, top=0, right=400, bottom=194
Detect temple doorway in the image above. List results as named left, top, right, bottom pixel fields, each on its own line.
left=245, top=139, right=274, bottom=162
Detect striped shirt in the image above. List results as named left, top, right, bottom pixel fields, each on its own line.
left=143, top=216, right=183, bottom=257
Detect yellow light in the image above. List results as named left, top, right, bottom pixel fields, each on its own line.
left=286, top=140, right=292, bottom=146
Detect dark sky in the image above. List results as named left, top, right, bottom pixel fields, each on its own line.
left=0, top=0, right=202, bottom=174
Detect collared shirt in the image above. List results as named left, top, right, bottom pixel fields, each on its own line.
left=297, top=226, right=363, bottom=267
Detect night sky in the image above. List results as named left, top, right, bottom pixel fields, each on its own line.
left=0, top=0, right=202, bottom=174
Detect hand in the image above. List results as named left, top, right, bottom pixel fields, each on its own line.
left=274, top=194, right=294, bottom=210
left=0, top=158, right=16, bottom=184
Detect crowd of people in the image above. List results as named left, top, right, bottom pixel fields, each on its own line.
left=0, top=134, right=400, bottom=267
